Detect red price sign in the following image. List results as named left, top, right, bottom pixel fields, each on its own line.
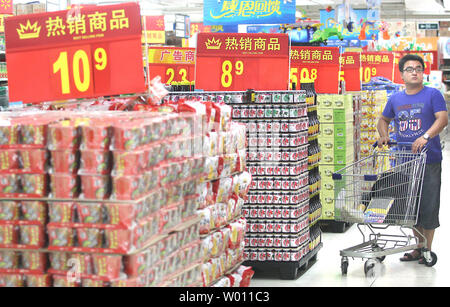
left=5, top=2, right=146, bottom=104
left=195, top=33, right=290, bottom=91
left=340, top=52, right=361, bottom=91
left=360, top=52, right=395, bottom=83
left=290, top=46, right=340, bottom=93
left=147, top=47, right=195, bottom=84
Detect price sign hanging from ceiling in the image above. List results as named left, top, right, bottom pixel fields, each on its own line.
left=195, top=32, right=290, bottom=91
left=5, top=2, right=146, bottom=104
left=290, top=46, right=340, bottom=94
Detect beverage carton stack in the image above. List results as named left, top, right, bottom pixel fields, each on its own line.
left=0, top=110, right=208, bottom=287
left=302, top=82, right=322, bottom=255
left=317, top=94, right=359, bottom=232
left=212, top=89, right=320, bottom=279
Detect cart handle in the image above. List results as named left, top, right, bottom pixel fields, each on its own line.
left=372, top=140, right=414, bottom=148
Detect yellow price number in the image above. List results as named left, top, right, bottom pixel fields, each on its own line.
left=221, top=60, right=244, bottom=88
left=166, top=67, right=189, bottom=84
left=290, top=67, right=318, bottom=85
left=360, top=67, right=377, bottom=83
left=339, top=70, right=345, bottom=82
left=53, top=47, right=107, bottom=95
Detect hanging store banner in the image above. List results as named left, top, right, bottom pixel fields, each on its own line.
left=0, top=14, right=12, bottom=32
left=0, top=0, right=13, bottom=15
left=5, top=2, right=146, bottom=104
left=290, top=46, right=340, bottom=94
left=203, top=0, right=296, bottom=26
left=340, top=52, right=361, bottom=91
left=360, top=52, right=394, bottom=83
left=142, top=15, right=165, bottom=44
left=148, top=47, right=195, bottom=84
left=195, top=33, right=290, bottom=91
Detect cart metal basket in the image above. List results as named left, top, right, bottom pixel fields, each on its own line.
left=332, top=141, right=437, bottom=277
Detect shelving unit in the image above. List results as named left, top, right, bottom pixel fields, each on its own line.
left=440, top=59, right=450, bottom=86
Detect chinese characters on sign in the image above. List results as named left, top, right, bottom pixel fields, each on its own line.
left=199, top=33, right=288, bottom=56
left=149, top=47, right=195, bottom=65
left=148, top=47, right=195, bottom=84
left=196, top=33, right=290, bottom=91
left=5, top=2, right=146, bottom=104
left=6, top=3, right=141, bottom=50
left=290, top=48, right=337, bottom=63
left=360, top=52, right=394, bottom=83
left=142, top=15, right=165, bottom=44
left=204, top=0, right=295, bottom=26
left=340, top=52, right=361, bottom=91
left=290, top=47, right=340, bottom=94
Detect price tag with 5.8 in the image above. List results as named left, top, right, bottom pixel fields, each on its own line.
left=290, top=67, right=318, bottom=85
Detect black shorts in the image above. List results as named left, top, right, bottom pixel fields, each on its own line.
left=416, top=162, right=442, bottom=229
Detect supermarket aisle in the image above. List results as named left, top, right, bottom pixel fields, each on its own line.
left=250, top=132, right=450, bottom=287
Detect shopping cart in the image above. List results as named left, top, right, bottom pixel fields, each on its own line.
left=332, top=141, right=438, bottom=277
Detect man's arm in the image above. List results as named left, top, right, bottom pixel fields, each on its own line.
left=426, top=111, right=448, bottom=138
left=412, top=110, right=448, bottom=153
left=377, top=115, right=392, bottom=147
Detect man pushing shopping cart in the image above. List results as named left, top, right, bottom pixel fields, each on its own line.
left=333, top=54, right=448, bottom=277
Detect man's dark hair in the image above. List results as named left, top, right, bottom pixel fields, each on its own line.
left=399, top=54, right=425, bottom=72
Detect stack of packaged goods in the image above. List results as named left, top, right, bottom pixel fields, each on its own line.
left=160, top=95, right=255, bottom=287
left=360, top=90, right=391, bottom=157
left=302, top=82, right=322, bottom=253
left=0, top=109, right=207, bottom=287
left=317, top=94, right=354, bottom=223
left=0, top=114, right=60, bottom=287
left=213, top=89, right=316, bottom=279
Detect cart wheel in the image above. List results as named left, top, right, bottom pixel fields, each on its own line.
left=371, top=244, right=386, bottom=263
left=341, top=257, right=349, bottom=275
left=364, top=259, right=379, bottom=278
left=377, top=255, right=386, bottom=262
left=423, top=251, right=438, bottom=267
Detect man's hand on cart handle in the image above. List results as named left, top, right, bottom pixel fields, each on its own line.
left=376, top=136, right=391, bottom=148
left=412, top=136, right=428, bottom=153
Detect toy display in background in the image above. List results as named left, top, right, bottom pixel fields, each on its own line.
left=310, top=27, right=344, bottom=44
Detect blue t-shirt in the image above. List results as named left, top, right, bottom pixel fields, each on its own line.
left=382, top=86, right=447, bottom=164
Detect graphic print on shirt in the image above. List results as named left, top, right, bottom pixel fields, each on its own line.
left=397, top=104, right=424, bottom=137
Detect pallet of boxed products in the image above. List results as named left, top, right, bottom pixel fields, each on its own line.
left=0, top=107, right=208, bottom=287
left=199, top=88, right=321, bottom=280
left=317, top=93, right=356, bottom=232
left=161, top=93, right=256, bottom=287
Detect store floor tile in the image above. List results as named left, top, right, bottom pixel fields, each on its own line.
left=250, top=132, right=450, bottom=287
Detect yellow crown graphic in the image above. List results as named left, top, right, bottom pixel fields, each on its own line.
left=17, top=20, right=41, bottom=39
left=205, top=38, right=222, bottom=50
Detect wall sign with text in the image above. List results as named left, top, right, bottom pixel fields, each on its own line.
left=340, top=52, right=361, bottom=92
left=290, top=46, right=340, bottom=94
left=195, top=33, right=290, bottom=91
left=5, top=2, right=146, bottom=104
left=147, top=47, right=195, bottom=84
left=203, top=0, right=296, bottom=26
